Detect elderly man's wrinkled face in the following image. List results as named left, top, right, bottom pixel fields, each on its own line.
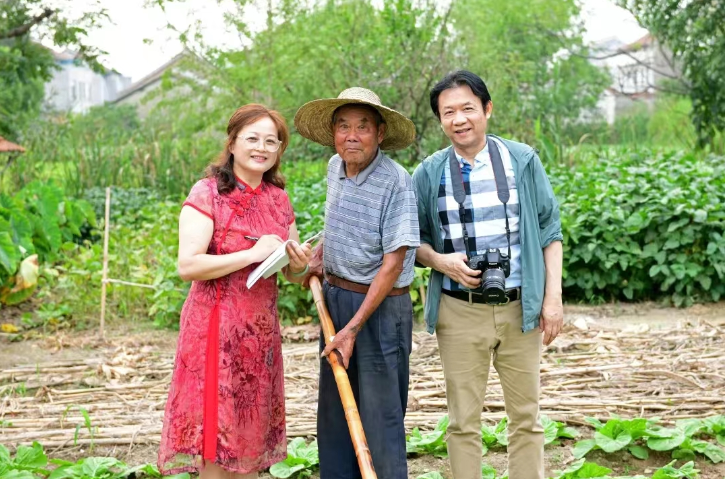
left=333, top=105, right=386, bottom=172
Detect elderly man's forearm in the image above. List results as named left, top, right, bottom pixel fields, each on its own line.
left=543, top=240, right=563, bottom=297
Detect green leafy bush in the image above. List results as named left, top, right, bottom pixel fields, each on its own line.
left=275, top=163, right=327, bottom=323
left=268, top=438, right=319, bottom=478
left=651, top=461, right=699, bottom=479
left=0, top=441, right=188, bottom=479
left=83, top=188, right=166, bottom=228
left=481, top=417, right=509, bottom=452
left=551, top=459, right=612, bottom=479
left=702, top=415, right=725, bottom=445
left=0, top=442, right=49, bottom=479
left=35, top=197, right=187, bottom=329
left=572, top=416, right=725, bottom=464
left=0, top=182, right=95, bottom=306
left=406, top=415, right=449, bottom=457
left=647, top=419, right=725, bottom=463
left=573, top=416, right=655, bottom=459
left=542, top=416, right=579, bottom=445
left=406, top=414, right=576, bottom=459
left=554, top=149, right=725, bottom=306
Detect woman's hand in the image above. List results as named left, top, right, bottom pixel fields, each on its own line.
left=251, top=235, right=284, bottom=262
left=286, top=241, right=313, bottom=274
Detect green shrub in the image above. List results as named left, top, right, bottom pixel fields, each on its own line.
left=36, top=160, right=328, bottom=328
left=35, top=195, right=187, bottom=329
left=28, top=147, right=725, bottom=329
left=554, top=149, right=725, bottom=306
left=0, top=182, right=96, bottom=306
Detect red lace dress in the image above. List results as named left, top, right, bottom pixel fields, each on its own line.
left=158, top=177, right=294, bottom=475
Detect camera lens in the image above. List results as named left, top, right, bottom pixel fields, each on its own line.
left=481, top=268, right=506, bottom=304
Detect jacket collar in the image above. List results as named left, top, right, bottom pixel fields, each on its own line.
left=425, top=134, right=534, bottom=186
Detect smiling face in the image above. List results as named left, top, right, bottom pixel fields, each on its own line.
left=437, top=85, right=493, bottom=156
left=229, top=116, right=280, bottom=181
left=333, top=105, right=386, bottom=175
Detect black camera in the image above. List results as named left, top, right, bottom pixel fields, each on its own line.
left=468, top=248, right=511, bottom=304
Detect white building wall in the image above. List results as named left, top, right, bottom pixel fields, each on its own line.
left=44, top=54, right=132, bottom=113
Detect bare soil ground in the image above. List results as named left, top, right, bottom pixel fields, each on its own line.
left=2, top=302, right=725, bottom=478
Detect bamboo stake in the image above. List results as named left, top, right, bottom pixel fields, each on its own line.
left=309, top=276, right=377, bottom=479
left=99, top=187, right=111, bottom=338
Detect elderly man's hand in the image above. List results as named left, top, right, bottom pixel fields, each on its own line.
left=540, top=293, right=563, bottom=345
left=439, top=253, right=482, bottom=289
left=302, top=241, right=324, bottom=289
left=321, top=323, right=357, bottom=369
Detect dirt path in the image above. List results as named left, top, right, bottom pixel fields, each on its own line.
left=2, top=302, right=725, bottom=478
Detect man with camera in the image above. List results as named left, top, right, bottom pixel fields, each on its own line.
left=412, top=70, right=564, bottom=479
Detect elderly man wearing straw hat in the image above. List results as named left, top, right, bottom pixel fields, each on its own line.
left=295, top=88, right=420, bottom=479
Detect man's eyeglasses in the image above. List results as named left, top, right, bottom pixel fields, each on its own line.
left=237, top=135, right=282, bottom=152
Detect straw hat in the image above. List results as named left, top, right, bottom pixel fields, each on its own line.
left=294, top=87, right=416, bottom=151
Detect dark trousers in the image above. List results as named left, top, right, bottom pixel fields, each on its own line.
left=317, top=281, right=413, bottom=479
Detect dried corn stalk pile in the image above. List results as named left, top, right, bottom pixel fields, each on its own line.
left=1, top=319, right=723, bottom=451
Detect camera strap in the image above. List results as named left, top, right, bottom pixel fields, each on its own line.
left=448, top=136, right=512, bottom=260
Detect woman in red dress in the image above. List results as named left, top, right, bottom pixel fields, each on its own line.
left=158, top=104, right=312, bottom=479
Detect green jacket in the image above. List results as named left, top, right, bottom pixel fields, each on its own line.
left=412, top=135, right=563, bottom=333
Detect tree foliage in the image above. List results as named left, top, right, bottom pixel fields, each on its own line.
left=0, top=0, right=108, bottom=138
left=147, top=0, right=609, bottom=159
left=450, top=0, right=610, bottom=145
left=620, top=0, right=725, bottom=147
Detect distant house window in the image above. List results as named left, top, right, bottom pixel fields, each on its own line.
left=74, top=81, right=90, bottom=101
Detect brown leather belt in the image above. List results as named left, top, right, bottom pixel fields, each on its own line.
left=324, top=273, right=410, bottom=297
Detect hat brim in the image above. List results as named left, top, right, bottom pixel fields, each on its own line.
left=293, top=98, right=416, bottom=151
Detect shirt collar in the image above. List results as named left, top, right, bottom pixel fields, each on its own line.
left=235, top=175, right=263, bottom=194
left=453, top=136, right=489, bottom=168
left=337, top=149, right=383, bottom=185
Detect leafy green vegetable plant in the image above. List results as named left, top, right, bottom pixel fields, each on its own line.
left=406, top=415, right=449, bottom=457
left=0, top=442, right=49, bottom=479
left=268, top=438, right=319, bottom=478
left=573, top=416, right=656, bottom=459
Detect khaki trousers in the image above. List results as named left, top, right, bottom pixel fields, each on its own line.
left=436, top=294, right=544, bottom=479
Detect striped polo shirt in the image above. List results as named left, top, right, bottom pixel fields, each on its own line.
left=323, top=149, right=420, bottom=288
left=438, top=136, right=521, bottom=291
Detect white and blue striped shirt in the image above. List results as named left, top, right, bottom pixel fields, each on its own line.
left=437, top=136, right=522, bottom=291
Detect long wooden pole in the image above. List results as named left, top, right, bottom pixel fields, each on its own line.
left=309, top=276, right=377, bottom=479
left=99, top=187, right=111, bottom=338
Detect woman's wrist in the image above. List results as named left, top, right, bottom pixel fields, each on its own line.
left=236, top=249, right=259, bottom=269
left=289, top=264, right=309, bottom=277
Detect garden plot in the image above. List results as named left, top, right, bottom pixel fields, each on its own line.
left=1, top=319, right=723, bottom=450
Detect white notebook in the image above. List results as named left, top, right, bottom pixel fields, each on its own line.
left=246, top=231, right=322, bottom=289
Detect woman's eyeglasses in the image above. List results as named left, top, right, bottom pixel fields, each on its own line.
left=237, top=135, right=282, bottom=152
